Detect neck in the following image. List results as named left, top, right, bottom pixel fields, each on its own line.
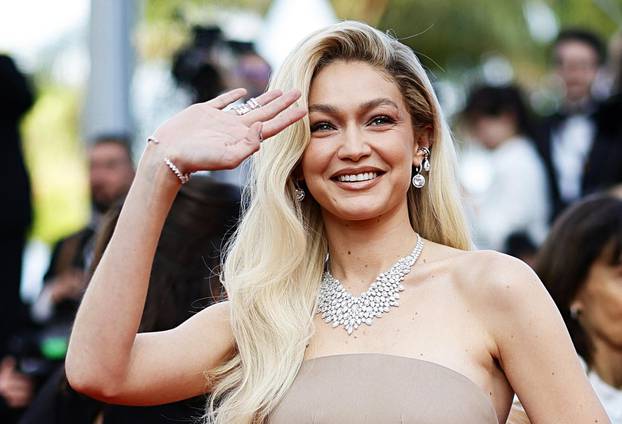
left=322, top=201, right=419, bottom=294
left=563, top=96, right=593, bottom=114
left=590, top=336, right=622, bottom=389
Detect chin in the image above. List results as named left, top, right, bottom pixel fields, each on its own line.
left=325, top=200, right=395, bottom=222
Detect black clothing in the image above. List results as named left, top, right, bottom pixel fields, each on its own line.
left=19, top=365, right=206, bottom=424
left=0, top=54, right=34, bottom=356
left=534, top=95, right=622, bottom=220
left=0, top=55, right=34, bottom=230
left=40, top=227, right=96, bottom=326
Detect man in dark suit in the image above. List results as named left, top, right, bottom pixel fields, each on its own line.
left=536, top=28, right=622, bottom=220
left=31, top=135, right=135, bottom=328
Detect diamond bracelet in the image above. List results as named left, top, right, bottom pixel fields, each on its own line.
left=147, top=136, right=191, bottom=185
left=164, top=158, right=190, bottom=184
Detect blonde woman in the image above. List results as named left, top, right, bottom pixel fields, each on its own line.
left=65, top=21, right=609, bottom=423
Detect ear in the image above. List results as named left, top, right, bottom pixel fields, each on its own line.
left=569, top=298, right=583, bottom=317
left=413, top=125, right=433, bottom=167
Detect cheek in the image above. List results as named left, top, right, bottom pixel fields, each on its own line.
left=301, top=143, right=324, bottom=178
left=581, top=276, right=622, bottom=325
left=300, top=141, right=335, bottom=197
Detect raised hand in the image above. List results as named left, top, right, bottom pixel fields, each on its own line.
left=149, top=88, right=306, bottom=174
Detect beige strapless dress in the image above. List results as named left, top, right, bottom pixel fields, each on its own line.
left=268, top=353, right=498, bottom=423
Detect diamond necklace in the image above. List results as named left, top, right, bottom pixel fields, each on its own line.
left=317, top=234, right=424, bottom=335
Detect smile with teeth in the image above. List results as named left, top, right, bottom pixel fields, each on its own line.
left=337, top=172, right=378, bottom=182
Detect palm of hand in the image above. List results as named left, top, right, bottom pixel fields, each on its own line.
left=150, top=88, right=306, bottom=173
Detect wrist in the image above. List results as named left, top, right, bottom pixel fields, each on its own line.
left=144, top=135, right=193, bottom=182
left=137, top=146, right=184, bottom=193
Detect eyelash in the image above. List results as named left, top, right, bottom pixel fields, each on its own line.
left=369, top=115, right=395, bottom=126
left=310, top=115, right=396, bottom=132
left=310, top=122, right=335, bottom=132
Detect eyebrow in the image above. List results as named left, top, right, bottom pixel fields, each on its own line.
left=308, top=98, right=400, bottom=115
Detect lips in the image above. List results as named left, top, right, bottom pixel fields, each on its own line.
left=337, top=171, right=378, bottom=182
left=331, top=167, right=385, bottom=182
left=329, top=168, right=386, bottom=191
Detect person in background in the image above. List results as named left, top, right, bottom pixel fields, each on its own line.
left=0, top=54, right=35, bottom=355
left=460, top=84, right=549, bottom=252
left=0, top=135, right=135, bottom=423
left=31, top=135, right=135, bottom=328
left=510, top=194, right=622, bottom=423
left=20, top=175, right=240, bottom=423
left=231, top=46, right=272, bottom=100
left=535, top=28, right=622, bottom=219
left=0, top=54, right=36, bottom=424
left=536, top=194, right=622, bottom=421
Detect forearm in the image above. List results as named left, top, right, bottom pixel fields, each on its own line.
left=66, top=146, right=179, bottom=391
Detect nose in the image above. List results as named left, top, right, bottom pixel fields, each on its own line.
left=337, top=126, right=372, bottom=162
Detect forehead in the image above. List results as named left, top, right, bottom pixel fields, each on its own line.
left=309, top=60, right=405, bottom=109
left=555, top=41, right=599, bottom=62
left=89, top=142, right=128, bottom=160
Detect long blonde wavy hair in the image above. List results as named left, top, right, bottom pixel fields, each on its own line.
left=204, top=20, right=471, bottom=423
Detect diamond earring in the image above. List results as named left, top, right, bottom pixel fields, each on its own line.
left=412, top=166, right=425, bottom=188
left=294, top=183, right=306, bottom=202
left=412, top=147, right=431, bottom=189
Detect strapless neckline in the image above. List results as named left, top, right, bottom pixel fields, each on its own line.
left=302, top=352, right=493, bottom=408
left=269, top=352, right=499, bottom=423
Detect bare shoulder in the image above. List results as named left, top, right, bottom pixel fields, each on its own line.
left=420, top=242, right=608, bottom=422
left=425, top=243, right=543, bottom=306
left=420, top=240, right=547, bottom=324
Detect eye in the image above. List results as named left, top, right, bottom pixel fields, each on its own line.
left=310, top=121, right=335, bottom=132
left=368, top=115, right=395, bottom=126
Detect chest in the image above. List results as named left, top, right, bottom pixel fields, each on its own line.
left=305, top=277, right=513, bottom=421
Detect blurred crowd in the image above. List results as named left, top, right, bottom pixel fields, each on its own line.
left=1, top=23, right=621, bottom=424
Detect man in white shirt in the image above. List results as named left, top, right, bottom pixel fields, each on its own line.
left=535, top=28, right=622, bottom=219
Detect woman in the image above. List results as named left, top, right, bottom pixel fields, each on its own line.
left=534, top=195, right=622, bottom=422
left=65, top=21, right=608, bottom=423
left=460, top=85, right=550, bottom=253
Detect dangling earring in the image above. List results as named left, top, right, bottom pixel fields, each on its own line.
left=412, top=147, right=431, bottom=188
left=412, top=165, right=425, bottom=188
left=294, top=183, right=306, bottom=202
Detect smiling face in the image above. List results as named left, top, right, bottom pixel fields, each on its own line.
left=301, top=60, right=428, bottom=223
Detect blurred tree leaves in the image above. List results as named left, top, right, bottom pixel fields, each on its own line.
left=141, top=0, right=620, bottom=88
left=379, top=0, right=618, bottom=78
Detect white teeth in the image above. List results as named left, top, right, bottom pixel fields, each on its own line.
left=337, top=172, right=378, bottom=182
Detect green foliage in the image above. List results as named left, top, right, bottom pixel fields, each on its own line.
left=374, top=0, right=620, bottom=86
left=380, top=0, right=538, bottom=73
left=22, top=83, right=90, bottom=244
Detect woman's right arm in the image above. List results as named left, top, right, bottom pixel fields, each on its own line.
left=65, top=88, right=305, bottom=405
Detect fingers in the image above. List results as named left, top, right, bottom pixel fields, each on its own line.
left=205, top=88, right=247, bottom=109
left=223, top=89, right=284, bottom=117
left=244, top=90, right=301, bottom=123
left=4, top=378, right=33, bottom=407
left=261, top=106, right=308, bottom=139
left=250, top=89, right=283, bottom=109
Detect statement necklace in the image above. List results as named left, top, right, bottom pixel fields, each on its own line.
left=317, top=235, right=424, bottom=335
